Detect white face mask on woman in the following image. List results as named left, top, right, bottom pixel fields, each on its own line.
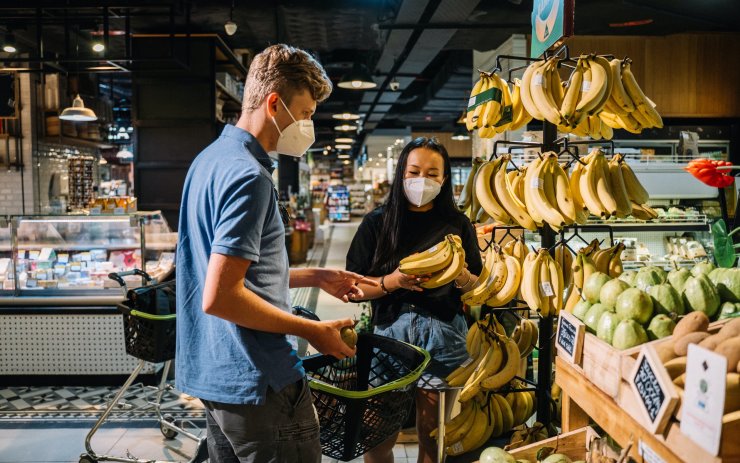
left=271, top=97, right=315, bottom=157
left=403, top=177, right=442, bottom=207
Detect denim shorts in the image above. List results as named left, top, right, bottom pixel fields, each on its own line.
left=201, top=379, right=321, bottom=463
left=374, top=307, right=469, bottom=389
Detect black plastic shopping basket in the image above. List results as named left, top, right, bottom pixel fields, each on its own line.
left=302, top=331, right=430, bottom=461
left=110, top=270, right=177, bottom=364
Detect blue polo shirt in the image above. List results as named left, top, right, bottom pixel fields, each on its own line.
left=175, top=124, right=303, bottom=405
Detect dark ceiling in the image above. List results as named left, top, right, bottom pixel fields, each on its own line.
left=1, top=0, right=739, bottom=160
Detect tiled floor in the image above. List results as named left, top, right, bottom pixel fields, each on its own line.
left=0, top=220, right=425, bottom=463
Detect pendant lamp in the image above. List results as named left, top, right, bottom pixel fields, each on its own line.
left=59, top=95, right=97, bottom=121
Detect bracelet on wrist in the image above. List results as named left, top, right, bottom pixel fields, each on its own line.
left=380, top=275, right=391, bottom=294
left=454, top=269, right=472, bottom=289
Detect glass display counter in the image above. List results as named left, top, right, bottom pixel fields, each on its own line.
left=0, top=212, right=176, bottom=380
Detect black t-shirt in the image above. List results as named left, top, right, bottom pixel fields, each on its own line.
left=346, top=206, right=483, bottom=325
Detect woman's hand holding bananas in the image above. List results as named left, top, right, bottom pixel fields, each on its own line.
left=384, top=267, right=430, bottom=292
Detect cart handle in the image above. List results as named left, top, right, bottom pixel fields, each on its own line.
left=117, top=303, right=176, bottom=321
left=306, top=339, right=431, bottom=400
left=108, top=269, right=153, bottom=287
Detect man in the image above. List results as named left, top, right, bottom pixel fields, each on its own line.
left=176, top=44, right=375, bottom=462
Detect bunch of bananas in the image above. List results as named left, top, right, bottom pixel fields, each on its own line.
left=506, top=421, right=551, bottom=452
left=564, top=240, right=625, bottom=311
left=466, top=72, right=533, bottom=140
left=461, top=244, right=521, bottom=307
left=512, top=317, right=539, bottom=358
left=554, top=244, right=574, bottom=294
left=512, top=54, right=661, bottom=139
left=436, top=316, right=536, bottom=456
left=600, top=58, right=663, bottom=134
left=398, top=234, right=466, bottom=288
left=574, top=149, right=657, bottom=220
left=521, top=249, right=564, bottom=316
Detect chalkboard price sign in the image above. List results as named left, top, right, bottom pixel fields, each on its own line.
left=556, top=311, right=585, bottom=365
left=629, top=346, right=678, bottom=434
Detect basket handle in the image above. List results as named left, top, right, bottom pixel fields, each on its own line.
left=108, top=269, right=153, bottom=287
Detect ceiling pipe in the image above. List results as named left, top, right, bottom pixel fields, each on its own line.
left=377, top=21, right=530, bottom=30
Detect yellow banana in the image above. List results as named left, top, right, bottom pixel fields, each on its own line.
left=579, top=150, right=606, bottom=217
left=560, top=58, right=584, bottom=124
left=608, top=156, right=631, bottom=218
left=457, top=157, right=484, bottom=211
left=486, top=252, right=522, bottom=307
left=539, top=251, right=554, bottom=317
left=551, top=159, right=576, bottom=224
left=399, top=237, right=454, bottom=275
left=481, top=337, right=521, bottom=390
left=474, top=159, right=512, bottom=224
left=520, top=60, right=545, bottom=120
left=521, top=251, right=543, bottom=311
left=620, top=160, right=649, bottom=204
left=575, top=56, right=608, bottom=116
left=509, top=79, right=533, bottom=131
left=523, top=156, right=545, bottom=227
left=466, top=74, right=487, bottom=131
left=609, top=58, right=635, bottom=113
left=529, top=58, right=563, bottom=125
left=460, top=338, right=504, bottom=402
left=530, top=155, right=566, bottom=230
left=494, top=154, right=537, bottom=230
left=621, top=61, right=663, bottom=128
left=446, top=402, right=490, bottom=456
left=494, top=393, right=514, bottom=435
left=421, top=237, right=465, bottom=288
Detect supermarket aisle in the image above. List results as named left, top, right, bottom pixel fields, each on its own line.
left=314, top=220, right=365, bottom=322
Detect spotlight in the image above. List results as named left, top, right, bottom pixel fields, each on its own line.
left=332, top=112, right=360, bottom=120
left=92, top=42, right=105, bottom=53
left=224, top=20, right=238, bottom=36
left=2, top=33, right=16, bottom=53
left=335, top=137, right=354, bottom=144
left=334, top=124, right=358, bottom=132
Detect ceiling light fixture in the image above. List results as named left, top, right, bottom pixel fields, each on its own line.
left=609, top=19, right=653, bottom=28
left=451, top=125, right=471, bottom=141
left=338, top=154, right=350, bottom=159
left=334, top=124, right=358, bottom=131
left=335, top=137, right=354, bottom=144
left=2, top=33, right=17, bottom=53
left=225, top=0, right=238, bottom=35
left=335, top=144, right=352, bottom=150
left=92, top=42, right=105, bottom=53
left=338, top=63, right=377, bottom=90
left=116, top=147, right=133, bottom=160
left=59, top=95, right=98, bottom=121
left=332, top=112, right=360, bottom=120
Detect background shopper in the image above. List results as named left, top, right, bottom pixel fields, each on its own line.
left=346, top=137, right=483, bottom=463
left=177, top=44, right=375, bottom=463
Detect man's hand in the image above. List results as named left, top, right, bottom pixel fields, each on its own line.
left=304, top=318, right=357, bottom=359
left=318, top=269, right=378, bottom=303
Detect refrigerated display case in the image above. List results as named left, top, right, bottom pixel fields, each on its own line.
left=0, top=212, right=176, bottom=380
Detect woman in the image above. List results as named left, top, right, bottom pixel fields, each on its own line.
left=346, top=137, right=482, bottom=463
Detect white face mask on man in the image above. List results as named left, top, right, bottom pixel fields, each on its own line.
left=271, top=97, right=315, bottom=157
left=403, top=177, right=442, bottom=207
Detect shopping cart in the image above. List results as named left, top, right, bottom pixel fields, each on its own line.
left=292, top=306, right=431, bottom=462
left=79, top=269, right=207, bottom=463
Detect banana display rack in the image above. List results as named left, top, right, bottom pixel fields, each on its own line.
left=293, top=307, right=431, bottom=462
left=79, top=270, right=207, bottom=463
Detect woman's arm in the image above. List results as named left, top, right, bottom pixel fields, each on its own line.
left=351, top=268, right=430, bottom=301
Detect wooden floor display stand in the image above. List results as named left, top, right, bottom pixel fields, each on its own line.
left=557, top=357, right=739, bottom=463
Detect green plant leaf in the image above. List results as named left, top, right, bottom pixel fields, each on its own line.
left=713, top=219, right=737, bottom=268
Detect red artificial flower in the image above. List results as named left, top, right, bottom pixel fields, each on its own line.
left=685, top=159, right=735, bottom=188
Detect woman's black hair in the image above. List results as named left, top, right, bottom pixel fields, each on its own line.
left=369, top=137, right=461, bottom=275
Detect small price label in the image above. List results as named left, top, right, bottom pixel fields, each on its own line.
left=460, top=357, right=475, bottom=368
left=557, top=311, right=585, bottom=365
left=630, top=346, right=678, bottom=434
left=582, top=80, right=592, bottom=92
left=427, top=245, right=438, bottom=254
left=533, top=73, right=546, bottom=87
left=451, top=442, right=464, bottom=454
left=530, top=177, right=544, bottom=190
left=114, top=207, right=126, bottom=215
left=540, top=281, right=554, bottom=296
left=639, top=440, right=667, bottom=463
left=90, top=207, right=102, bottom=215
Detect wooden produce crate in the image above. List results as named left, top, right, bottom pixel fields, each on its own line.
left=580, top=332, right=641, bottom=398
left=474, top=427, right=606, bottom=463
left=558, top=356, right=738, bottom=462
left=508, top=427, right=601, bottom=462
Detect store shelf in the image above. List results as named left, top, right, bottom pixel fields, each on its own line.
left=43, top=136, right=115, bottom=150
left=216, top=80, right=242, bottom=105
